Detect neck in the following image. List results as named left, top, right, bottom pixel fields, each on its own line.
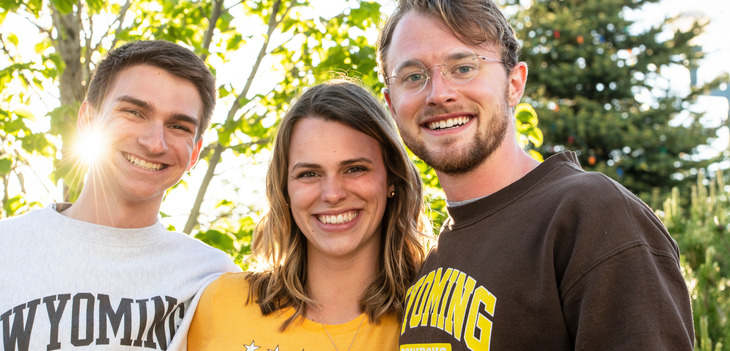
left=63, top=180, right=162, bottom=228
left=306, top=249, right=378, bottom=324
left=437, top=136, right=540, bottom=203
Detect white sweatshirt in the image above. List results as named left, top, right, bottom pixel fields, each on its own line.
left=0, top=203, right=241, bottom=350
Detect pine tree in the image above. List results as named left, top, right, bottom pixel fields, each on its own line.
left=661, top=170, right=730, bottom=350
left=507, top=0, right=727, bottom=201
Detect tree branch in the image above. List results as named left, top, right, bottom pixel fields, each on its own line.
left=200, top=0, right=225, bottom=62
left=183, top=0, right=288, bottom=234
left=109, top=0, right=133, bottom=51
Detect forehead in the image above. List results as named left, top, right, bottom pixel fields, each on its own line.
left=102, top=64, right=203, bottom=119
left=288, top=118, right=384, bottom=165
left=387, top=12, right=498, bottom=68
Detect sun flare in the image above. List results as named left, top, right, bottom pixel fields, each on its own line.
left=73, top=127, right=110, bottom=166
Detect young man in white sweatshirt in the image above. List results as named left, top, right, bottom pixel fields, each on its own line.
left=0, top=40, right=240, bottom=351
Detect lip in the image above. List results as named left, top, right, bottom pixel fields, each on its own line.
left=122, top=152, right=169, bottom=171
left=420, top=112, right=475, bottom=133
left=314, top=210, right=360, bottom=229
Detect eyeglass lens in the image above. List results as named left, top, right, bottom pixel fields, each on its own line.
left=390, top=48, right=482, bottom=95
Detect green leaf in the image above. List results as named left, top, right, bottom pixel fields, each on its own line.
left=4, top=196, right=26, bottom=216
left=195, top=229, right=237, bottom=252
left=528, top=128, right=544, bottom=147
left=7, top=33, right=18, bottom=46
left=0, top=157, right=13, bottom=175
left=50, top=0, right=74, bottom=14
left=515, top=103, right=538, bottom=126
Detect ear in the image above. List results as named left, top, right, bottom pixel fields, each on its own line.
left=187, top=138, right=204, bottom=172
left=77, top=101, right=93, bottom=131
left=383, top=87, right=397, bottom=118
left=507, top=62, right=528, bottom=108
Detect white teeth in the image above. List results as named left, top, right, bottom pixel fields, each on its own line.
left=428, top=116, right=470, bottom=130
left=125, top=154, right=164, bottom=171
left=317, top=211, right=358, bottom=224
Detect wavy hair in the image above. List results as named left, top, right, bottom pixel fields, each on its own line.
left=377, top=0, right=521, bottom=81
left=246, top=79, right=431, bottom=330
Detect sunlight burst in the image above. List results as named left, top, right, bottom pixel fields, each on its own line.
left=73, top=127, right=110, bottom=166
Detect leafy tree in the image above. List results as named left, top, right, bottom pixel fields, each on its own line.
left=181, top=0, right=387, bottom=238
left=0, top=0, right=227, bottom=206
left=0, top=0, right=390, bottom=264
left=507, top=0, right=728, bottom=202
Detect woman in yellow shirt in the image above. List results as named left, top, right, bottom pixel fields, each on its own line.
left=188, top=80, right=431, bottom=351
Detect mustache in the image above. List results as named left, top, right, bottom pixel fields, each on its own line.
left=417, top=104, right=480, bottom=123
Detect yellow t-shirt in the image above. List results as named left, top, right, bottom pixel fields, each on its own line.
left=188, top=272, right=399, bottom=350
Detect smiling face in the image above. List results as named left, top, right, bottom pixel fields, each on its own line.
left=286, top=118, right=393, bottom=260
left=84, top=64, right=203, bottom=207
left=384, top=12, right=526, bottom=175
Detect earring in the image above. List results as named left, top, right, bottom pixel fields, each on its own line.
left=389, top=190, right=396, bottom=198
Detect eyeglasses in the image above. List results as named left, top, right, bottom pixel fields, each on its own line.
left=384, top=47, right=503, bottom=96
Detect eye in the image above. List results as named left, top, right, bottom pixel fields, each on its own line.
left=169, top=124, right=193, bottom=133
left=345, top=165, right=368, bottom=174
left=122, top=109, right=143, bottom=118
left=402, top=72, right=427, bottom=84
left=295, top=170, right=319, bottom=179
left=450, top=63, right=478, bottom=78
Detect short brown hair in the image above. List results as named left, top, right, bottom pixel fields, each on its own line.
left=85, top=40, right=216, bottom=141
left=377, top=0, right=520, bottom=80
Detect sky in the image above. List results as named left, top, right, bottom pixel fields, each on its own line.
left=2, top=0, right=729, bottom=229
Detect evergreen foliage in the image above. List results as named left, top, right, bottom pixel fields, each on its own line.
left=661, top=170, right=730, bottom=350
left=507, top=0, right=728, bottom=200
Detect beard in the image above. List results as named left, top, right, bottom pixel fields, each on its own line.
left=399, top=90, right=511, bottom=175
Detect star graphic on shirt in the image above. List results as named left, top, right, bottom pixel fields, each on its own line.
left=268, top=347, right=280, bottom=351
left=244, top=341, right=260, bottom=351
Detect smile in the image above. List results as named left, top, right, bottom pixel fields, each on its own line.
left=317, top=211, right=359, bottom=225
left=125, top=153, right=166, bottom=171
left=426, top=116, right=471, bottom=130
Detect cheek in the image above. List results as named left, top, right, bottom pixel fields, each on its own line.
left=287, top=183, right=313, bottom=221
left=365, top=178, right=390, bottom=212
left=394, top=96, right=422, bottom=122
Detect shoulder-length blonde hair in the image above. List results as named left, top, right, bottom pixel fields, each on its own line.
left=246, top=79, right=431, bottom=330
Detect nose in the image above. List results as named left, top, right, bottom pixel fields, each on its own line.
left=320, top=176, right=347, bottom=204
left=138, top=123, right=168, bottom=154
left=425, top=65, right=457, bottom=106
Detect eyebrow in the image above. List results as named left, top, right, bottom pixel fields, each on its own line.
left=447, top=50, right=477, bottom=60
left=393, top=59, right=426, bottom=73
left=116, top=95, right=200, bottom=128
left=392, top=50, right=477, bottom=73
left=290, top=157, right=375, bottom=172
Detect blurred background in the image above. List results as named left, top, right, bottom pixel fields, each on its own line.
left=1, top=0, right=728, bottom=348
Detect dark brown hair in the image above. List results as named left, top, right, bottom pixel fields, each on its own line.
left=85, top=40, right=216, bottom=140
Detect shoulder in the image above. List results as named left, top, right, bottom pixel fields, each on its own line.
left=162, top=230, right=238, bottom=262
left=0, top=206, right=55, bottom=244
left=539, top=155, right=649, bottom=214
left=200, top=272, right=254, bottom=307
left=534, top=155, right=678, bottom=259
left=0, top=206, right=50, bottom=226
left=208, top=272, right=251, bottom=291
left=149, top=229, right=241, bottom=277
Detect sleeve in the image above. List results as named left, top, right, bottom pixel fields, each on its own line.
left=559, top=182, right=694, bottom=350
left=186, top=275, right=222, bottom=351
left=563, top=244, right=694, bottom=350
